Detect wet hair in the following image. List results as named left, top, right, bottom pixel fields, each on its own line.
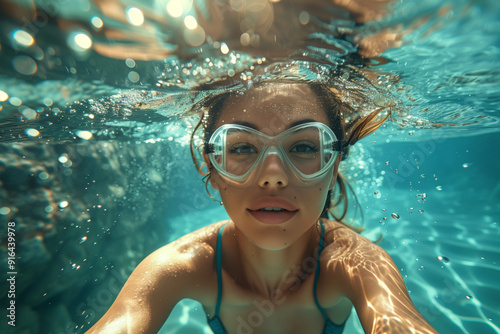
left=189, top=77, right=390, bottom=233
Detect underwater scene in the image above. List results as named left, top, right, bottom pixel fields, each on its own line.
left=0, top=0, right=499, bottom=333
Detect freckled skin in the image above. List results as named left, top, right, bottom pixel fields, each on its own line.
left=86, top=83, right=438, bottom=334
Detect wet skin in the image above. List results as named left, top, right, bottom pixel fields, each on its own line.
left=86, top=83, right=438, bottom=334
left=209, top=83, right=339, bottom=252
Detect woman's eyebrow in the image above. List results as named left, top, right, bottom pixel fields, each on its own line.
left=287, top=119, right=317, bottom=129
left=232, top=120, right=258, bottom=129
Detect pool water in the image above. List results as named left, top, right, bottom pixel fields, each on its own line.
left=0, top=0, right=499, bottom=333
left=158, top=130, right=500, bottom=334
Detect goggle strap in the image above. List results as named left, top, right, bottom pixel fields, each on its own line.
left=204, top=142, right=215, bottom=154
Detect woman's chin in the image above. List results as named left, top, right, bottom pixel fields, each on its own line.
left=242, top=230, right=297, bottom=251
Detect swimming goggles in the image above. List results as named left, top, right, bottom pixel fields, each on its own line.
left=205, top=122, right=341, bottom=187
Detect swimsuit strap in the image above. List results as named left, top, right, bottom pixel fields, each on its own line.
left=313, top=221, right=330, bottom=321
left=214, top=224, right=225, bottom=317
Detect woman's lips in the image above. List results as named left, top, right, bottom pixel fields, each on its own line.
left=248, top=197, right=298, bottom=212
left=248, top=209, right=298, bottom=224
left=247, top=197, right=298, bottom=224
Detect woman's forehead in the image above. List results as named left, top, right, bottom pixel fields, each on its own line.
left=216, top=83, right=329, bottom=129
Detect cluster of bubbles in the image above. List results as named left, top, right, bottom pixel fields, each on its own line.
left=8, top=27, right=93, bottom=78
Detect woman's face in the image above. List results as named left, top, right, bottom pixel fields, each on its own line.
left=209, top=83, right=341, bottom=250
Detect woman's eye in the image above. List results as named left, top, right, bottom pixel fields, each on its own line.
left=290, top=143, right=318, bottom=153
left=228, top=144, right=257, bottom=154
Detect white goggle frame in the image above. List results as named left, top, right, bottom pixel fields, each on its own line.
left=205, top=122, right=341, bottom=187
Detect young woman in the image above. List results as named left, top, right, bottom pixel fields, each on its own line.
left=86, top=79, right=438, bottom=334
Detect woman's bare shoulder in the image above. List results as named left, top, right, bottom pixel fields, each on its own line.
left=320, top=220, right=438, bottom=333
left=322, top=219, right=379, bottom=245
left=320, top=219, right=398, bottom=296
left=122, top=220, right=229, bottom=300
left=320, top=219, right=389, bottom=268
left=145, top=220, right=229, bottom=274
left=85, top=221, right=230, bottom=333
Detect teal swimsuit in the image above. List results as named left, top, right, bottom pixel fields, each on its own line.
left=207, top=223, right=347, bottom=334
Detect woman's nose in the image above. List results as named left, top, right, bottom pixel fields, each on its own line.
left=257, top=152, right=289, bottom=188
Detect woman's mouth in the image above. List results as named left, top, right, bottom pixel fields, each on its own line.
left=258, top=207, right=287, bottom=212
left=248, top=208, right=298, bottom=224
left=247, top=197, right=299, bottom=224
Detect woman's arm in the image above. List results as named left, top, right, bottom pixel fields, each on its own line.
left=85, top=239, right=214, bottom=333
left=324, top=225, right=437, bottom=334
left=346, top=244, right=437, bottom=333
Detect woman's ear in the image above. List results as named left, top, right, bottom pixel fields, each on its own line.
left=202, top=152, right=220, bottom=191
left=199, top=151, right=210, bottom=175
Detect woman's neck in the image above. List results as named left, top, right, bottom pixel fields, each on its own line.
left=228, top=223, right=320, bottom=299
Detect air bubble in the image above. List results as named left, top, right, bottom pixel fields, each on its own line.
left=9, top=97, right=22, bottom=106
left=184, top=15, right=198, bottom=30
left=128, top=71, right=140, bottom=83
left=125, top=58, right=136, bottom=68
left=91, top=16, right=103, bottom=29
left=0, top=207, right=11, bottom=215
left=127, top=7, right=144, bottom=26
left=220, top=43, right=229, bottom=55
left=299, top=11, right=310, bottom=25
left=39, top=172, right=49, bottom=180
left=0, top=90, right=8, bottom=101
left=12, top=30, right=35, bottom=47
left=240, top=33, right=250, bottom=46
left=13, top=55, right=37, bottom=75
left=71, top=32, right=92, bottom=51
left=75, top=130, right=93, bottom=140
left=416, top=193, right=427, bottom=202
left=59, top=153, right=72, bottom=167
left=166, top=0, right=186, bottom=18
left=21, top=107, right=37, bottom=120
left=183, top=26, right=205, bottom=47
left=43, top=98, right=53, bottom=106
left=437, top=256, right=449, bottom=263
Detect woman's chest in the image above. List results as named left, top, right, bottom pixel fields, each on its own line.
left=204, top=273, right=344, bottom=334
left=216, top=303, right=327, bottom=334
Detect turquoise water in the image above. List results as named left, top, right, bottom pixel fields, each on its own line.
left=1, top=0, right=499, bottom=333
left=158, top=130, right=500, bottom=334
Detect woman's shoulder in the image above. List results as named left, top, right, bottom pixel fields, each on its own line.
left=132, top=221, right=229, bottom=291
left=319, top=219, right=394, bottom=298
left=321, top=219, right=389, bottom=265
left=85, top=221, right=230, bottom=332
left=149, top=220, right=229, bottom=268
left=119, top=220, right=230, bottom=305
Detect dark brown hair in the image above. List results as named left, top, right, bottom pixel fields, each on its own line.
left=189, top=77, right=390, bottom=233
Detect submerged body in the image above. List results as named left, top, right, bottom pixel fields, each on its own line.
left=87, top=83, right=437, bottom=334
left=87, top=219, right=434, bottom=333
